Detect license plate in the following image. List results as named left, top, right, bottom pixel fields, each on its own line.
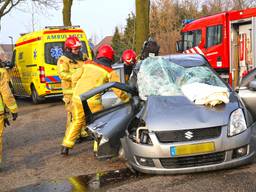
left=170, top=142, right=215, bottom=157
left=50, top=83, right=62, bottom=90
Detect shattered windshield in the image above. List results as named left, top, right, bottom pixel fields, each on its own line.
left=137, top=57, right=227, bottom=100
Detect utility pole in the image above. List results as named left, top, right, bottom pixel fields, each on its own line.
left=135, top=0, right=150, bottom=54
left=8, top=36, right=14, bottom=51
left=31, top=1, right=35, bottom=31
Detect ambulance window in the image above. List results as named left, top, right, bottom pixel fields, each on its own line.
left=45, top=42, right=64, bottom=65
left=206, top=25, right=223, bottom=48
left=44, top=41, right=88, bottom=65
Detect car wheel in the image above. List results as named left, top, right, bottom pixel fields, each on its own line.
left=31, top=85, right=44, bottom=104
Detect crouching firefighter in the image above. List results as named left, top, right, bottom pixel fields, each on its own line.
left=0, top=61, right=18, bottom=167
left=57, top=36, right=89, bottom=142
left=61, top=44, right=130, bottom=155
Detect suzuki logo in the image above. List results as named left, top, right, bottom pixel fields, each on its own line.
left=185, top=131, right=193, bottom=139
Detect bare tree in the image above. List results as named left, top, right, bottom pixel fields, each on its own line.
left=0, top=0, right=22, bottom=19
left=202, top=0, right=256, bottom=13
left=0, top=0, right=59, bottom=29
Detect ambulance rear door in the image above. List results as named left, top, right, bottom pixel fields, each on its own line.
left=9, top=49, right=29, bottom=96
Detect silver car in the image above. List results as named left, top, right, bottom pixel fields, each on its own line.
left=81, top=54, right=256, bottom=174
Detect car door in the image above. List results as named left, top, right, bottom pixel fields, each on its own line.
left=80, top=82, right=137, bottom=159
left=238, top=69, right=256, bottom=119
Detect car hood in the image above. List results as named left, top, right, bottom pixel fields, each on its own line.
left=142, top=95, right=239, bottom=131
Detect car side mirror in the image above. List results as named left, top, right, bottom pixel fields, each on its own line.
left=249, top=80, right=256, bottom=90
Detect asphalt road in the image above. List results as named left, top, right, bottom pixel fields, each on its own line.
left=1, top=98, right=256, bottom=192
left=0, top=98, right=125, bottom=192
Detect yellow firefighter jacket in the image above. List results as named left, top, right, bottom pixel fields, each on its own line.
left=57, top=55, right=85, bottom=95
left=72, top=60, right=129, bottom=107
left=0, top=68, right=18, bottom=114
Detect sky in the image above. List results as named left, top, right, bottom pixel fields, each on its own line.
left=0, top=0, right=135, bottom=44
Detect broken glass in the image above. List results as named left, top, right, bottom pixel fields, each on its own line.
left=137, top=57, right=184, bottom=100
left=137, top=56, right=228, bottom=105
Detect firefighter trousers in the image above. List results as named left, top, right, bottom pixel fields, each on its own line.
left=63, top=95, right=88, bottom=138
left=62, top=98, right=103, bottom=148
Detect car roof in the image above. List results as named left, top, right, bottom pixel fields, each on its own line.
left=163, top=54, right=209, bottom=68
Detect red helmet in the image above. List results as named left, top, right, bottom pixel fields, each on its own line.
left=96, top=44, right=114, bottom=61
left=64, top=36, right=82, bottom=49
left=121, top=49, right=137, bottom=65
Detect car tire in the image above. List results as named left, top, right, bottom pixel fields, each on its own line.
left=31, top=85, right=44, bottom=104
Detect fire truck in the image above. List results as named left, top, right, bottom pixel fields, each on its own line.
left=176, top=7, right=256, bottom=88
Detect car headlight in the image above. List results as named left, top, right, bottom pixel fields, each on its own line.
left=228, top=108, right=247, bottom=137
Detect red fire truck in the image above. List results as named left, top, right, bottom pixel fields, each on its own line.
left=176, top=7, right=256, bottom=88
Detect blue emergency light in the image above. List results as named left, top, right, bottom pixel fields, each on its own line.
left=182, top=19, right=195, bottom=25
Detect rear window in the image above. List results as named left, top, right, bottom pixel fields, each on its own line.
left=44, top=41, right=88, bottom=65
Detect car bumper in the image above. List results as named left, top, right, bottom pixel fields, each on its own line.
left=121, top=124, right=256, bottom=174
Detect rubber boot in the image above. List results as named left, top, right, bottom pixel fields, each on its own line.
left=61, top=146, right=70, bottom=156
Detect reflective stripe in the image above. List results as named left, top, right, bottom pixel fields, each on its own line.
left=195, top=46, right=204, bottom=55
left=8, top=103, right=18, bottom=113
left=190, top=48, right=196, bottom=53
left=45, top=76, right=61, bottom=83
left=0, top=97, right=3, bottom=113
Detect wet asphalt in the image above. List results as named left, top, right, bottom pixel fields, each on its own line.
left=11, top=164, right=256, bottom=192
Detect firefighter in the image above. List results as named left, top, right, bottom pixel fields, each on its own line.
left=0, top=60, right=18, bottom=167
left=121, top=49, right=137, bottom=82
left=57, top=36, right=88, bottom=142
left=61, top=44, right=129, bottom=155
left=140, top=37, right=160, bottom=60
left=129, top=38, right=160, bottom=89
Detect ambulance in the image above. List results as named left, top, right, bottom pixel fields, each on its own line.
left=9, top=26, right=92, bottom=104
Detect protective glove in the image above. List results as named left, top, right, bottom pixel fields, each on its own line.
left=4, top=118, right=10, bottom=127
left=12, top=113, right=18, bottom=121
